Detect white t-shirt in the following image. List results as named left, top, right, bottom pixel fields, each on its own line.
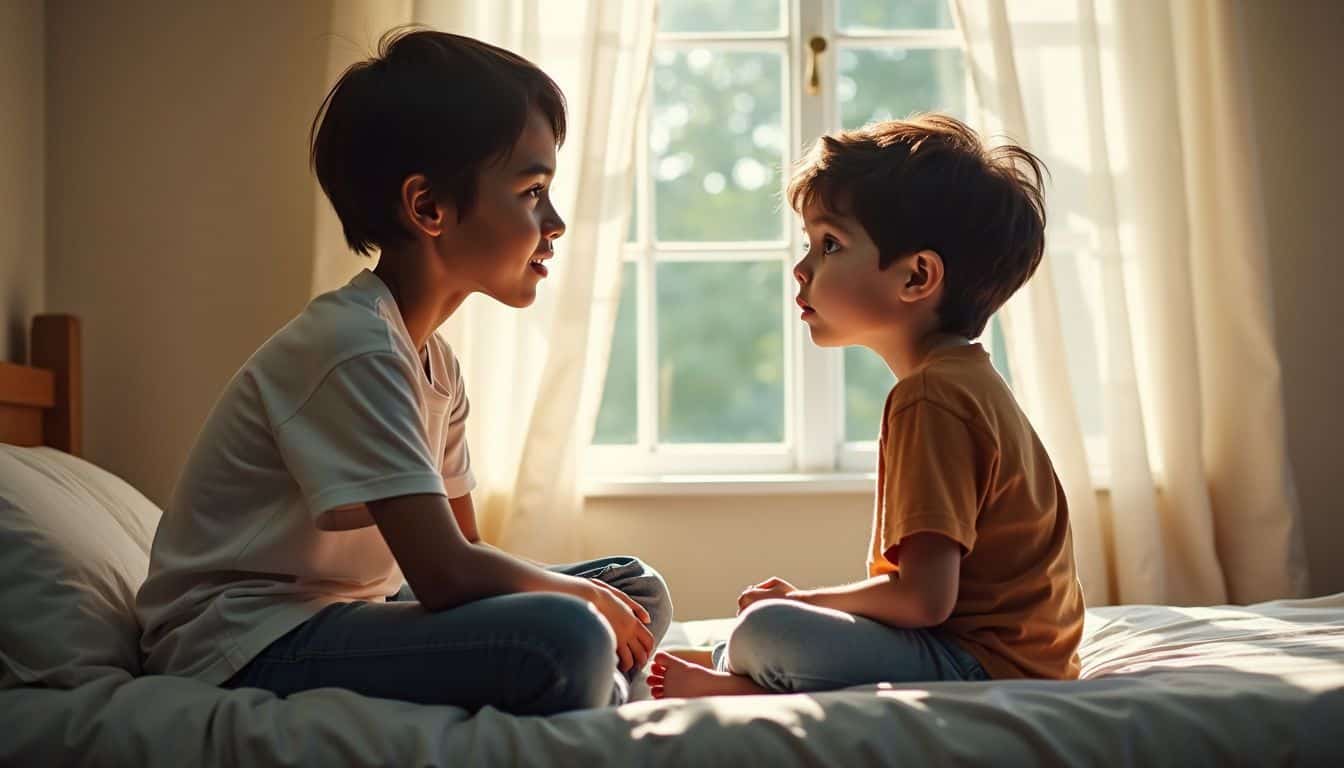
left=136, top=269, right=475, bottom=683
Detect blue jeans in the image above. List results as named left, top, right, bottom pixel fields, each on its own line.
left=223, top=556, right=672, bottom=715
left=711, top=599, right=988, bottom=692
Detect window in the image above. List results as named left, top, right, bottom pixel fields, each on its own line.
left=589, top=0, right=1014, bottom=478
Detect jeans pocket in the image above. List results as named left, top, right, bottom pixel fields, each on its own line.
left=938, top=634, right=988, bottom=681
left=966, top=660, right=990, bottom=681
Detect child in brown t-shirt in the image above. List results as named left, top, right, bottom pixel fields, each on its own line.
left=649, top=115, right=1084, bottom=698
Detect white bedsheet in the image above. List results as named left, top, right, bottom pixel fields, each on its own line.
left=3, top=594, right=1342, bottom=767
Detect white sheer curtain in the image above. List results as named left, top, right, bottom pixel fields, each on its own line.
left=952, top=0, right=1306, bottom=605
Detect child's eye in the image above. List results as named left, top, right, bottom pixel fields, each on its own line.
left=801, top=236, right=839, bottom=256
left=525, top=185, right=545, bottom=199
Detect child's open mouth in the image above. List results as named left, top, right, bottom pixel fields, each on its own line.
left=796, top=295, right=815, bottom=318
left=529, top=258, right=549, bottom=277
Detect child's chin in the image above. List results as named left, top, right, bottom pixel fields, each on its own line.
left=806, top=326, right=842, bottom=347
left=491, top=288, right=537, bottom=309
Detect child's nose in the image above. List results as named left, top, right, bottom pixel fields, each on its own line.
left=792, top=259, right=810, bottom=285
left=544, top=216, right=565, bottom=240
left=543, top=202, right=566, bottom=240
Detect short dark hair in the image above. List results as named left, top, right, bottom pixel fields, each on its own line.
left=787, top=114, right=1047, bottom=339
left=310, top=27, right=567, bottom=256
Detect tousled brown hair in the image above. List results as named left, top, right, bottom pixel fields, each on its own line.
left=788, top=114, right=1047, bottom=338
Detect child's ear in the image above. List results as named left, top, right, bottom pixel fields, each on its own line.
left=398, top=173, right=449, bottom=238
left=899, top=249, right=944, bottom=303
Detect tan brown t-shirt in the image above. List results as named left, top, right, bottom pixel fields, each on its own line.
left=869, top=343, right=1084, bottom=680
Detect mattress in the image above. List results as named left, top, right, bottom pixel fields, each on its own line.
left=3, top=594, right=1342, bottom=767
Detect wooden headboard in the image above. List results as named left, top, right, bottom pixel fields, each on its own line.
left=0, top=315, right=81, bottom=455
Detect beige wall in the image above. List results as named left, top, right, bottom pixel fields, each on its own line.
left=0, top=1, right=45, bottom=363
left=1242, top=0, right=1344, bottom=596
left=45, top=0, right=335, bottom=501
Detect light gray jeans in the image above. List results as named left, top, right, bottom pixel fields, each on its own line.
left=712, top=599, right=988, bottom=692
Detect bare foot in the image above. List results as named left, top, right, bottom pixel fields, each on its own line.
left=660, top=646, right=715, bottom=667
left=647, top=651, right=768, bottom=699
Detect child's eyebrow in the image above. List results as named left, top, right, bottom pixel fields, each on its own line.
left=516, top=162, right=554, bottom=178
left=803, top=214, right=848, bottom=233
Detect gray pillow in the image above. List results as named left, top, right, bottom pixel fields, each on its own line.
left=0, top=446, right=161, bottom=688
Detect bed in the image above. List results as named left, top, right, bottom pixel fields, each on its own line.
left=2, top=314, right=1342, bottom=767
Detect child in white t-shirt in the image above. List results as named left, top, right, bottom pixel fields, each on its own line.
left=135, top=29, right=671, bottom=715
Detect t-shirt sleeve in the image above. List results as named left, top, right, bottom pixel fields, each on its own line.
left=274, top=351, right=447, bottom=519
left=880, top=399, right=985, bottom=561
left=440, top=346, right=475, bottom=498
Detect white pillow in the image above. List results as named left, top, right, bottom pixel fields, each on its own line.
left=0, top=446, right=162, bottom=688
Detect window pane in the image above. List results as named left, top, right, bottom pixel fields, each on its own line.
left=652, top=49, right=785, bottom=242
left=837, top=0, right=953, bottom=31
left=658, top=261, right=784, bottom=442
left=660, top=0, right=782, bottom=34
left=593, top=263, right=639, bottom=444
left=838, top=47, right=966, bottom=129
left=844, top=346, right=894, bottom=442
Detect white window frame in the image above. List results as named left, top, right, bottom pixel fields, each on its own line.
left=586, top=0, right=985, bottom=488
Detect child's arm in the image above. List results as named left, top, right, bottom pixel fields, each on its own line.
left=448, top=493, right=481, bottom=543
left=747, top=533, right=961, bottom=629
left=371, top=493, right=654, bottom=671
left=372, top=494, right=588, bottom=609
left=448, top=493, right=550, bottom=566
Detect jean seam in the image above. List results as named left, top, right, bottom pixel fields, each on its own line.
left=756, top=668, right=866, bottom=690
left=262, top=636, right=572, bottom=667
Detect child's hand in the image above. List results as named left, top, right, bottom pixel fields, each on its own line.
left=736, top=577, right=799, bottom=614
left=586, top=579, right=655, bottom=673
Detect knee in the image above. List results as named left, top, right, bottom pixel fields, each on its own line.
left=726, top=600, right=806, bottom=676
left=633, top=558, right=675, bottom=642
left=531, top=595, right=617, bottom=712
left=595, top=556, right=676, bottom=645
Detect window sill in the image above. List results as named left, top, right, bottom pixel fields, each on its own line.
left=583, top=472, right=877, bottom=498
left=583, top=470, right=1116, bottom=499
